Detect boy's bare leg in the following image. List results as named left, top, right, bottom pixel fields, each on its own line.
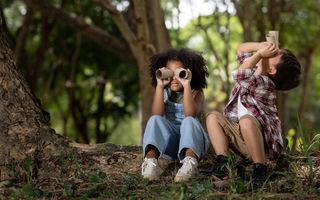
left=239, top=117, right=265, bottom=163
left=206, top=113, right=228, bottom=156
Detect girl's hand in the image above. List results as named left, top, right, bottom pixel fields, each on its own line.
left=178, top=69, right=192, bottom=87
left=257, top=43, right=278, bottom=58
left=156, top=77, right=171, bottom=88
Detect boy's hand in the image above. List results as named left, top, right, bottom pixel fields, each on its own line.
left=257, top=43, right=278, bottom=58
left=258, top=42, right=271, bottom=49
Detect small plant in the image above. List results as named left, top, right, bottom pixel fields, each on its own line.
left=63, top=181, right=76, bottom=197
left=6, top=161, right=19, bottom=180
left=22, top=156, right=33, bottom=183
left=307, top=133, right=320, bottom=152
left=230, top=177, right=246, bottom=194
left=297, top=115, right=314, bottom=180
left=88, top=170, right=106, bottom=183
left=9, top=183, right=47, bottom=199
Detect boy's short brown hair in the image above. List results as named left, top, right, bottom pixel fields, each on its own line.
left=269, top=49, right=301, bottom=90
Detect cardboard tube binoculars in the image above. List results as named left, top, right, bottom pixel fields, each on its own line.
left=156, top=68, right=174, bottom=79
left=175, top=68, right=189, bottom=79
left=266, top=30, right=279, bottom=49
left=156, top=68, right=188, bottom=79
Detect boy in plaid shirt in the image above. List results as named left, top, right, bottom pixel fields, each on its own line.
left=204, top=41, right=301, bottom=187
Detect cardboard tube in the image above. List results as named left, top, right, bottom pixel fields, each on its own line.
left=175, top=68, right=188, bottom=79
left=266, top=30, right=279, bottom=48
left=268, top=30, right=279, bottom=42
left=156, top=68, right=174, bottom=79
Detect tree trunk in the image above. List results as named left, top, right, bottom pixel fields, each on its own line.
left=298, top=48, right=314, bottom=124
left=145, top=0, right=171, bottom=52
left=232, top=0, right=255, bottom=42
left=93, top=0, right=171, bottom=135
left=1, top=19, right=136, bottom=196
left=0, top=19, right=71, bottom=181
left=0, top=22, right=144, bottom=198
left=276, top=92, right=289, bottom=137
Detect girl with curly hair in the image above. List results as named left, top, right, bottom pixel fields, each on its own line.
left=141, top=48, right=210, bottom=182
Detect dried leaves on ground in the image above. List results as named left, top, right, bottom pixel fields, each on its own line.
left=1, top=143, right=320, bottom=199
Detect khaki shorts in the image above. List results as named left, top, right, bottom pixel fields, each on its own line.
left=207, top=111, right=263, bottom=158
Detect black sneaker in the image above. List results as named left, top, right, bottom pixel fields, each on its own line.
left=200, top=155, right=229, bottom=178
left=251, top=163, right=268, bottom=189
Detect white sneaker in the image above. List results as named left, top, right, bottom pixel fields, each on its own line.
left=174, top=156, right=198, bottom=182
left=141, top=158, right=163, bottom=181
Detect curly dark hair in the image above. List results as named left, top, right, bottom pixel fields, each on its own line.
left=149, top=48, right=209, bottom=90
left=269, top=49, right=301, bottom=91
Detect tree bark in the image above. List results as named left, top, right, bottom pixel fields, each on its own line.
left=0, top=19, right=119, bottom=193
left=232, top=0, right=255, bottom=42
left=145, top=0, right=171, bottom=52
left=0, top=19, right=71, bottom=181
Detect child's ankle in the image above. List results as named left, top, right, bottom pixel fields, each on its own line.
left=145, top=147, right=159, bottom=159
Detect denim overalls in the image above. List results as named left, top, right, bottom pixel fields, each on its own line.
left=142, top=88, right=210, bottom=160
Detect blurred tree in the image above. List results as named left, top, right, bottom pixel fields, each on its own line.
left=5, top=0, right=172, bottom=143
left=3, top=0, right=140, bottom=143
left=282, top=0, right=320, bottom=146
left=176, top=1, right=243, bottom=112
left=194, top=1, right=233, bottom=97
left=3, top=0, right=320, bottom=147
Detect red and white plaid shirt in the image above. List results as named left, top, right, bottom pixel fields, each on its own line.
left=224, top=52, right=283, bottom=159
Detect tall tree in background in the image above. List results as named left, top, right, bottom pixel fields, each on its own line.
left=21, top=0, right=172, bottom=138
left=285, top=0, right=320, bottom=144
left=4, top=0, right=140, bottom=143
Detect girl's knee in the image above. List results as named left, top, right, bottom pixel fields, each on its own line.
left=182, top=116, right=196, bottom=124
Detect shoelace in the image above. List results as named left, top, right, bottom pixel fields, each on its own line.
left=143, top=159, right=157, bottom=171
left=179, top=158, right=196, bottom=173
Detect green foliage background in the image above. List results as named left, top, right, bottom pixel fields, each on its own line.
left=2, top=0, right=320, bottom=146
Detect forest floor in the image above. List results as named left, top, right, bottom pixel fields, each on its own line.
left=1, top=143, right=320, bottom=199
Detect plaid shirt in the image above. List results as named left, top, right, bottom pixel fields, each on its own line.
left=223, top=52, right=283, bottom=159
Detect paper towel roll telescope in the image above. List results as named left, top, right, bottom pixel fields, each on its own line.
left=156, top=68, right=174, bottom=79
left=156, top=68, right=188, bottom=79
left=266, top=30, right=279, bottom=49
left=175, top=68, right=188, bottom=79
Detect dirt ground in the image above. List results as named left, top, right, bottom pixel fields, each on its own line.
left=1, top=143, right=320, bottom=199
left=71, top=143, right=320, bottom=199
